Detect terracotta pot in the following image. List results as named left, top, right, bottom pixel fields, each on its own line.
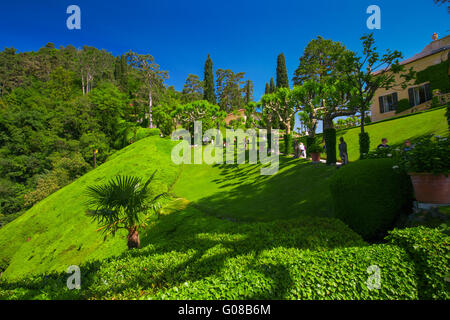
left=311, top=152, right=321, bottom=162
left=409, top=173, right=450, bottom=204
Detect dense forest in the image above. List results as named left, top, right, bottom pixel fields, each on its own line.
left=0, top=43, right=259, bottom=226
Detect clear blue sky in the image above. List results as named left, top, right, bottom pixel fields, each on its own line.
left=0, top=0, right=448, bottom=132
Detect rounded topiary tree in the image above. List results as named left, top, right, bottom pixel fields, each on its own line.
left=329, top=159, right=413, bottom=240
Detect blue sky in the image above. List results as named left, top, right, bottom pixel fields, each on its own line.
left=0, top=0, right=448, bottom=132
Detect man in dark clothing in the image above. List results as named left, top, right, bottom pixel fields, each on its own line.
left=377, top=138, right=390, bottom=149
left=339, top=137, right=348, bottom=165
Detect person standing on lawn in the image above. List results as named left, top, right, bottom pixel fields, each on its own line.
left=299, top=142, right=306, bottom=158
left=339, top=137, right=348, bottom=165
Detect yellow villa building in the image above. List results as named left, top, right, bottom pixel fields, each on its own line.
left=370, top=34, right=450, bottom=122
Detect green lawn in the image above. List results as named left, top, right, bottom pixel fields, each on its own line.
left=334, top=108, right=448, bottom=161
left=173, top=158, right=336, bottom=222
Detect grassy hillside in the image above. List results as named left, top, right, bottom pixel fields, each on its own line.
left=0, top=136, right=181, bottom=280
left=174, top=159, right=336, bottom=221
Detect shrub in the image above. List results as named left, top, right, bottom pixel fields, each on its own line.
left=359, top=132, right=370, bottom=159
left=324, top=128, right=337, bottom=164
left=395, top=99, right=411, bottom=114
left=0, top=213, right=424, bottom=300
left=284, top=134, right=293, bottom=155
left=386, top=227, right=450, bottom=299
left=305, top=136, right=315, bottom=155
left=330, top=159, right=414, bottom=240
left=398, top=135, right=450, bottom=175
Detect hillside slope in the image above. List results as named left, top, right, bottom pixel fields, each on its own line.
left=0, top=136, right=181, bottom=280
left=331, top=108, right=448, bottom=161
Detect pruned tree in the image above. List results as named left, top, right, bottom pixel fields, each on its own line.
left=337, top=33, right=415, bottom=157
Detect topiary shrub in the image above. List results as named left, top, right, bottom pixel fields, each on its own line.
left=306, top=136, right=316, bottom=157
left=359, top=132, right=370, bottom=159
left=386, top=227, right=450, bottom=299
left=324, top=128, right=337, bottom=164
left=395, top=99, right=411, bottom=114
left=330, top=158, right=413, bottom=240
left=284, top=134, right=293, bottom=155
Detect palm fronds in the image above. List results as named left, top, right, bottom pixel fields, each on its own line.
left=85, top=171, right=167, bottom=236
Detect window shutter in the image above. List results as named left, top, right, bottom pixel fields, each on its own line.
left=424, top=83, right=432, bottom=101
left=392, top=92, right=398, bottom=111
left=408, top=88, right=415, bottom=107
left=379, top=96, right=384, bottom=113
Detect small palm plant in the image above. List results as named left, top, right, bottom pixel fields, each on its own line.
left=85, top=171, right=166, bottom=249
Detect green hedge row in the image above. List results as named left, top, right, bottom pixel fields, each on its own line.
left=1, top=210, right=447, bottom=300
left=387, top=227, right=449, bottom=299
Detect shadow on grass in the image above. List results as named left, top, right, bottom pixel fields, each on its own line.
left=189, top=156, right=337, bottom=222
left=0, top=197, right=365, bottom=300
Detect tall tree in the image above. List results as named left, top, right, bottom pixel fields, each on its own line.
left=203, top=54, right=216, bottom=104
left=293, top=36, right=347, bottom=86
left=127, top=51, right=168, bottom=128
left=182, top=74, right=203, bottom=103
left=269, top=77, right=276, bottom=93
left=243, top=80, right=254, bottom=105
left=216, top=69, right=245, bottom=112
left=276, top=53, right=289, bottom=89
left=264, top=83, right=270, bottom=94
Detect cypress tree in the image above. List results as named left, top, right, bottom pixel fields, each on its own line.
left=269, top=77, right=275, bottom=93
left=265, top=83, right=270, bottom=94
left=203, top=54, right=216, bottom=104
left=276, top=53, right=289, bottom=89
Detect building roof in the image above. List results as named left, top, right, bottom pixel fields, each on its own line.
left=373, top=35, right=450, bottom=75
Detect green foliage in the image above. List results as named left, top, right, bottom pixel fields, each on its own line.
left=0, top=204, right=420, bottom=300
left=86, top=173, right=166, bottom=243
left=203, top=55, right=216, bottom=104
left=397, top=135, right=450, bottom=175
left=386, top=227, right=450, bottom=299
left=330, top=159, right=413, bottom=240
left=415, top=58, right=450, bottom=94
left=306, top=136, right=316, bottom=155
left=395, top=98, right=411, bottom=114
left=359, top=132, right=370, bottom=159
left=276, top=53, right=289, bottom=89
left=284, top=134, right=293, bottom=155
left=324, top=128, right=337, bottom=164
left=3, top=205, right=444, bottom=300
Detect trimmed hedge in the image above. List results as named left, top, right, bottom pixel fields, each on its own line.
left=330, top=159, right=413, bottom=240
left=2, top=215, right=448, bottom=300
left=387, top=227, right=450, bottom=299
left=324, top=128, right=337, bottom=164
left=284, top=134, right=293, bottom=155
left=359, top=132, right=370, bottom=159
